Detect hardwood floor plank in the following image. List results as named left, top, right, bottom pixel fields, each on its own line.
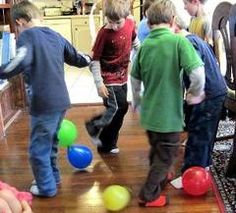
left=0, top=106, right=220, bottom=213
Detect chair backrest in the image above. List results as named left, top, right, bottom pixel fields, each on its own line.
left=212, top=2, right=236, bottom=91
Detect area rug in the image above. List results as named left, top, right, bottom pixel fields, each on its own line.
left=211, top=119, right=236, bottom=213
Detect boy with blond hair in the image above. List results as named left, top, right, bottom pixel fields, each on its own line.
left=86, top=0, right=139, bottom=154
left=183, top=0, right=212, bottom=44
left=131, top=0, right=205, bottom=207
left=0, top=0, right=91, bottom=197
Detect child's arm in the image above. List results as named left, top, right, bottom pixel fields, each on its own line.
left=132, top=37, right=140, bottom=51
left=63, top=39, right=91, bottom=67
left=186, top=65, right=205, bottom=105
left=89, top=60, right=109, bottom=98
left=0, top=46, right=29, bottom=79
left=131, top=76, right=141, bottom=112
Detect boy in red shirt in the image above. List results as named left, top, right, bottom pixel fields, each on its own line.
left=86, top=0, right=139, bottom=154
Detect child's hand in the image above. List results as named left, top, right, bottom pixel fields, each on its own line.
left=97, top=84, right=109, bottom=98
left=186, top=92, right=206, bottom=105
left=21, top=200, right=33, bottom=213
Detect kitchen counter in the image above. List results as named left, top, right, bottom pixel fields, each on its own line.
left=43, top=14, right=102, bottom=20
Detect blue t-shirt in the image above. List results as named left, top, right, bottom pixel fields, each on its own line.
left=0, top=27, right=90, bottom=115
left=137, top=18, right=150, bottom=43
left=184, top=34, right=227, bottom=99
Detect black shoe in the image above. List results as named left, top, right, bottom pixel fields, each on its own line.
left=97, top=146, right=119, bottom=154
left=85, top=121, right=102, bottom=146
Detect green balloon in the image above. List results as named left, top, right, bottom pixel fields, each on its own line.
left=102, top=185, right=131, bottom=211
left=58, top=119, right=78, bottom=147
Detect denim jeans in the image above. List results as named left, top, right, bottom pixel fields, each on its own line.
left=29, top=110, right=65, bottom=196
left=182, top=94, right=226, bottom=173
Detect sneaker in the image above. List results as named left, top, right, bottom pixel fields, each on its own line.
left=109, top=148, right=120, bottom=154
left=139, top=195, right=168, bottom=207
left=97, top=147, right=120, bottom=154
left=170, top=176, right=183, bottom=189
left=29, top=185, right=56, bottom=197
left=31, top=179, right=61, bottom=186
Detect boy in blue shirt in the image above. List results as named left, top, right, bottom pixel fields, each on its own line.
left=0, top=1, right=91, bottom=197
left=171, top=15, right=227, bottom=188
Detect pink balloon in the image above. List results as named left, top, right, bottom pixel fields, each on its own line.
left=182, top=166, right=211, bottom=196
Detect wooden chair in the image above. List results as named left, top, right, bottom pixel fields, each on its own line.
left=212, top=2, right=236, bottom=178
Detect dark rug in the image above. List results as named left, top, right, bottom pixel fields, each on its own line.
left=211, top=119, right=236, bottom=213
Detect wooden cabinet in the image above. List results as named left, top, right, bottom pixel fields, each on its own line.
left=0, top=0, right=26, bottom=138
left=72, top=15, right=102, bottom=53
left=132, top=0, right=142, bottom=24
left=43, top=18, right=72, bottom=43
left=44, top=15, right=102, bottom=53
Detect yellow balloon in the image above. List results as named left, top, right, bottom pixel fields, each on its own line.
left=102, top=185, right=131, bottom=211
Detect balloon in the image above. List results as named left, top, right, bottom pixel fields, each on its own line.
left=182, top=166, right=211, bottom=196
left=102, top=185, right=131, bottom=211
left=58, top=119, right=78, bottom=147
left=67, top=145, right=93, bottom=169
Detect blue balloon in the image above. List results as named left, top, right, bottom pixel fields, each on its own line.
left=67, top=145, right=93, bottom=169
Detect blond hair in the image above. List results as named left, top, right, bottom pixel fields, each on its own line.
left=11, top=0, right=42, bottom=23
left=103, top=0, right=131, bottom=20
left=147, top=0, right=177, bottom=25
left=175, top=15, right=188, bottom=30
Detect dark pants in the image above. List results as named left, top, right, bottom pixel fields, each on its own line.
left=182, top=94, right=226, bottom=173
left=89, top=84, right=128, bottom=152
left=139, top=131, right=180, bottom=202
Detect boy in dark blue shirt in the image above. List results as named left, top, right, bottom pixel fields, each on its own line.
left=0, top=1, right=91, bottom=197
left=171, top=16, right=227, bottom=188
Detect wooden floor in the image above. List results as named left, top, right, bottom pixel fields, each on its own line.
left=0, top=105, right=220, bottom=213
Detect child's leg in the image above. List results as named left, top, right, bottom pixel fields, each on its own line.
left=139, top=131, right=180, bottom=203
left=29, top=111, right=65, bottom=197
left=182, top=95, right=225, bottom=172
left=50, top=111, right=66, bottom=184
left=98, top=85, right=128, bottom=152
left=0, top=189, right=22, bottom=213
left=86, top=85, right=128, bottom=152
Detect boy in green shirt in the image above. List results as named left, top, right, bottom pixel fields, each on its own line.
left=131, top=0, right=205, bottom=207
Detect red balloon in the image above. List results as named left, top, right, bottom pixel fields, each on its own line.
left=182, top=166, right=211, bottom=196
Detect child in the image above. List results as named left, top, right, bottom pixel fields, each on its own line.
left=137, top=0, right=155, bottom=43
left=85, top=0, right=139, bottom=154
left=170, top=16, right=227, bottom=187
left=131, top=0, right=205, bottom=207
left=0, top=1, right=91, bottom=197
left=0, top=181, right=33, bottom=213
left=183, top=0, right=212, bottom=44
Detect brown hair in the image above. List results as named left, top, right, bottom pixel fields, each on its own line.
left=147, top=0, right=176, bottom=26
left=186, top=0, right=208, bottom=4
left=11, top=0, right=42, bottom=23
left=103, top=0, right=131, bottom=20
left=142, top=0, right=156, bottom=17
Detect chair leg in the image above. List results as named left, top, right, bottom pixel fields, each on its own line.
left=226, top=131, right=236, bottom=178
